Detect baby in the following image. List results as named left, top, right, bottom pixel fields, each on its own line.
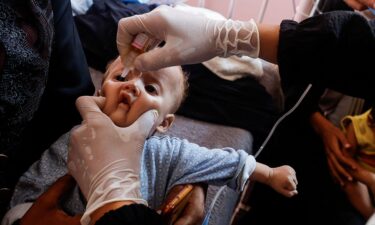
left=2, top=56, right=298, bottom=225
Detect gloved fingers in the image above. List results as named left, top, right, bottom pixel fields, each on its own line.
left=123, top=109, right=158, bottom=138
left=76, top=96, right=106, bottom=121
left=117, top=15, right=146, bottom=62
left=117, top=7, right=166, bottom=62
left=134, top=43, right=180, bottom=72
left=37, top=174, right=76, bottom=207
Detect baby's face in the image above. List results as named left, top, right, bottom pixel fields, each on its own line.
left=101, top=57, right=183, bottom=127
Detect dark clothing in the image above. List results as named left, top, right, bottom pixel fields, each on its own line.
left=95, top=204, right=163, bottom=225
left=74, top=0, right=157, bottom=72
left=0, top=0, right=53, bottom=159
left=0, top=0, right=94, bottom=219
left=238, top=11, right=374, bottom=225
left=278, top=11, right=374, bottom=102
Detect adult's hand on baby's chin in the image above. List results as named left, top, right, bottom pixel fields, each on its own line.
left=20, top=174, right=81, bottom=225
left=68, top=109, right=158, bottom=224
left=75, top=96, right=106, bottom=121
left=172, top=184, right=206, bottom=225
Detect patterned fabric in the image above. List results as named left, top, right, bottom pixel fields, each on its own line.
left=0, top=0, right=54, bottom=155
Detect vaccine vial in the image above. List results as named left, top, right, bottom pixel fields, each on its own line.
left=118, top=33, right=160, bottom=81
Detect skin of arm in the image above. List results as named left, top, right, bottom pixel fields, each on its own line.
left=344, top=0, right=375, bottom=10
left=309, top=111, right=358, bottom=185
left=345, top=122, right=359, bottom=157
left=250, top=163, right=298, bottom=197
left=257, top=24, right=280, bottom=64
left=19, top=175, right=81, bottom=225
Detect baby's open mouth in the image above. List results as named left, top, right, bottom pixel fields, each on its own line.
left=119, top=92, right=131, bottom=110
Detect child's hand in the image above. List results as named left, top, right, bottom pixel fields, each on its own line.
left=268, top=165, right=298, bottom=198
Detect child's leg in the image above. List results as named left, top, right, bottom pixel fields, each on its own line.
left=343, top=181, right=374, bottom=219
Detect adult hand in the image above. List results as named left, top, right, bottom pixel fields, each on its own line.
left=172, top=184, right=206, bottom=225
left=117, top=5, right=259, bottom=71
left=346, top=161, right=375, bottom=193
left=20, top=174, right=81, bottom=225
left=68, top=96, right=158, bottom=225
left=309, top=112, right=357, bottom=185
left=344, top=0, right=375, bottom=11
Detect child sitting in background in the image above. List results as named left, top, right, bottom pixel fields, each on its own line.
left=341, top=106, right=375, bottom=219
left=2, top=56, right=298, bottom=225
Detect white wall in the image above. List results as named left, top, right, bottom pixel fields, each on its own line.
left=185, top=0, right=301, bottom=23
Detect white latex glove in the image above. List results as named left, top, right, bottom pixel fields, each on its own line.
left=67, top=96, right=158, bottom=225
left=367, top=213, right=375, bottom=225
left=117, top=5, right=259, bottom=71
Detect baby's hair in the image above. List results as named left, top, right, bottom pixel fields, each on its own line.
left=171, top=68, right=189, bottom=113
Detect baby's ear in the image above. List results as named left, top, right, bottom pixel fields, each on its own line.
left=156, top=114, right=175, bottom=133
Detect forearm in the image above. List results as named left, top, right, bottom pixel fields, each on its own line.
left=250, top=163, right=272, bottom=184
left=258, top=24, right=280, bottom=64
left=309, top=111, right=327, bottom=135
left=368, top=175, right=375, bottom=196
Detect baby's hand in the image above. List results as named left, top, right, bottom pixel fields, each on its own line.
left=268, top=165, right=298, bottom=197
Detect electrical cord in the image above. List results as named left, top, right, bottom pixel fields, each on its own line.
left=202, top=84, right=313, bottom=225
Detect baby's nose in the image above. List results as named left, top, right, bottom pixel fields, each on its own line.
left=123, top=82, right=140, bottom=97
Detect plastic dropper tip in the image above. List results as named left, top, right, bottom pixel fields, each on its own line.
left=118, top=67, right=130, bottom=81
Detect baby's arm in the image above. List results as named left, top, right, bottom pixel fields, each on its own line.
left=250, top=163, right=298, bottom=197
left=157, top=137, right=297, bottom=197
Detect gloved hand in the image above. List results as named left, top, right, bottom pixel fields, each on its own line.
left=67, top=96, right=158, bottom=225
left=117, top=5, right=259, bottom=71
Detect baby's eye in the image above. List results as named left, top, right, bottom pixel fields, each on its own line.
left=145, top=84, right=157, bottom=95
left=116, top=75, right=128, bottom=81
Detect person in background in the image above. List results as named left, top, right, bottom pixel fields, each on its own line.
left=0, top=0, right=94, bottom=219
left=337, top=107, right=375, bottom=219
